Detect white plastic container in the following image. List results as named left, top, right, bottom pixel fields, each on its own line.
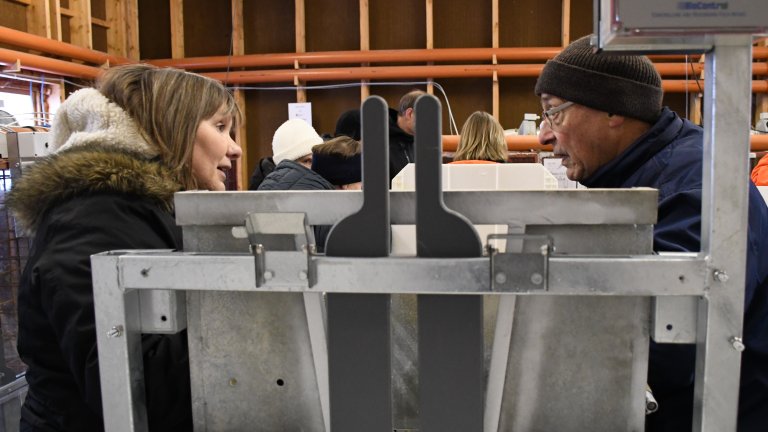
left=390, top=163, right=558, bottom=256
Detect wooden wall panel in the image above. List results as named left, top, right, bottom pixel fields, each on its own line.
left=183, top=0, right=232, bottom=57
left=499, top=0, right=562, bottom=47
left=92, top=24, right=108, bottom=53
left=438, top=78, right=493, bottom=134
left=307, top=84, right=360, bottom=137
left=0, top=1, right=28, bottom=32
left=369, top=0, right=425, bottom=50
left=569, top=0, right=593, bottom=42
left=138, top=0, right=171, bottom=59
left=499, top=76, right=542, bottom=131
left=305, top=0, right=358, bottom=52
left=243, top=1, right=295, bottom=54
left=434, top=0, right=491, bottom=49
left=244, top=90, right=297, bottom=181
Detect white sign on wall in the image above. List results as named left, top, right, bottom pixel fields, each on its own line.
left=288, top=102, right=312, bottom=126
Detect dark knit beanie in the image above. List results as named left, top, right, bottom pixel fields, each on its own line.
left=312, top=152, right=362, bottom=186
left=535, top=35, right=663, bottom=124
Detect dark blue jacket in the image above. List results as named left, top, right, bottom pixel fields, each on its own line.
left=583, top=108, right=768, bottom=432
left=258, top=160, right=334, bottom=251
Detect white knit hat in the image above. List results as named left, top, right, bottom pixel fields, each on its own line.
left=272, top=119, right=323, bottom=165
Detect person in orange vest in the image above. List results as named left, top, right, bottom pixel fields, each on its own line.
left=751, top=154, right=768, bottom=186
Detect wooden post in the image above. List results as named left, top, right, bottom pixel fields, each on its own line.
left=124, top=0, right=139, bottom=60
left=360, top=0, right=370, bottom=100
left=68, top=0, right=93, bottom=49
left=426, top=0, right=434, bottom=95
left=756, top=39, right=768, bottom=127
left=106, top=0, right=126, bottom=57
left=231, top=0, right=247, bottom=190
left=26, top=0, right=52, bottom=38
left=561, top=0, right=571, bottom=46
left=492, top=0, right=499, bottom=120
left=295, top=0, right=307, bottom=103
left=170, top=0, right=185, bottom=59
left=50, top=0, right=63, bottom=41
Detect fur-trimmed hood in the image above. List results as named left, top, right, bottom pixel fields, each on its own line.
left=7, top=144, right=181, bottom=235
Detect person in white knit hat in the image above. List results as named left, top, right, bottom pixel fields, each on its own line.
left=248, top=118, right=323, bottom=189
left=272, top=118, right=323, bottom=167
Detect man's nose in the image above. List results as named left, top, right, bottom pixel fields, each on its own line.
left=538, top=120, right=554, bottom=145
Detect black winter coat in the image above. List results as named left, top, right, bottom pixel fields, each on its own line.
left=248, top=156, right=276, bottom=190
left=7, top=145, right=192, bottom=432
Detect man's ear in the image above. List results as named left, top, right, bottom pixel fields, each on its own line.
left=607, top=113, right=625, bottom=128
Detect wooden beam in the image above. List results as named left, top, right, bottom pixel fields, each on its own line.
left=50, top=0, right=62, bottom=41
left=426, top=0, right=434, bottom=95
left=360, top=0, right=370, bottom=100
left=561, top=0, right=571, bottom=46
left=106, top=0, right=126, bottom=57
left=8, top=0, right=31, bottom=5
left=125, top=0, right=139, bottom=60
left=295, top=0, right=306, bottom=102
left=756, top=39, right=768, bottom=127
left=68, top=0, right=93, bottom=49
left=231, top=0, right=247, bottom=190
left=492, top=0, right=499, bottom=119
left=91, top=17, right=109, bottom=29
left=26, top=0, right=52, bottom=38
left=170, top=0, right=185, bottom=59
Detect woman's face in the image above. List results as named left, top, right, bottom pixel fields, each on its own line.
left=191, top=104, right=242, bottom=191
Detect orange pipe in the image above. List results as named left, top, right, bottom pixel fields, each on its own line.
left=203, top=65, right=768, bottom=92
left=442, top=135, right=548, bottom=152
left=752, top=135, right=768, bottom=152
left=150, top=47, right=768, bottom=70
left=0, top=25, right=132, bottom=66
left=441, top=134, right=768, bottom=152
left=663, top=80, right=768, bottom=93
left=0, top=47, right=101, bottom=79
left=149, top=47, right=565, bottom=69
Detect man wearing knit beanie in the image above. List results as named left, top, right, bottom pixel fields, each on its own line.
left=535, top=35, right=768, bottom=432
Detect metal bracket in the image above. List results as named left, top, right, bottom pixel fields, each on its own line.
left=489, top=234, right=552, bottom=292
left=244, top=212, right=312, bottom=288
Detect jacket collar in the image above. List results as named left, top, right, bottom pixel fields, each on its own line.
left=7, top=144, right=180, bottom=235
left=582, top=108, right=683, bottom=188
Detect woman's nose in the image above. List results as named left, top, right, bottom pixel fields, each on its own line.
left=228, top=139, right=243, bottom=159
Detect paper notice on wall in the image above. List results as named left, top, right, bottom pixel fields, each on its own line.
left=542, top=157, right=581, bottom=189
left=288, top=102, right=312, bottom=126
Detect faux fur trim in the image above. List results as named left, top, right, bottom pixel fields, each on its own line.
left=51, top=88, right=157, bottom=157
left=7, top=144, right=180, bottom=235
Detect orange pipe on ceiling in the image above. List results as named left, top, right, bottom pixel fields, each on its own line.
left=0, top=47, right=101, bottom=79
left=440, top=134, right=768, bottom=152
left=149, top=47, right=768, bottom=70
left=0, top=25, right=132, bottom=66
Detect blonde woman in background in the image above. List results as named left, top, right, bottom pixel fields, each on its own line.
left=451, top=111, right=508, bottom=163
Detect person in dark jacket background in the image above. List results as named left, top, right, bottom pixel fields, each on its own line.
left=334, top=89, right=424, bottom=181
left=536, top=35, right=768, bottom=432
left=7, top=64, right=242, bottom=431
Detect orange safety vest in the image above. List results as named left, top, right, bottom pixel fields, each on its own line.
left=752, top=155, right=768, bottom=186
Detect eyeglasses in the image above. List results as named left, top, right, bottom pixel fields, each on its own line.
left=542, top=101, right=575, bottom=126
